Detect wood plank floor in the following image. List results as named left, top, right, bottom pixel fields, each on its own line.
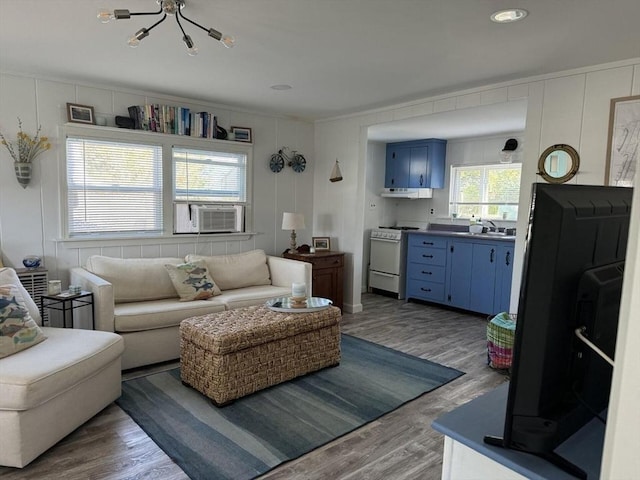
left=0, top=294, right=508, bottom=480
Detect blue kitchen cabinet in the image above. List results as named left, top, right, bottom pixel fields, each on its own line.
left=406, top=233, right=514, bottom=316
left=408, top=146, right=429, bottom=188
left=446, top=241, right=473, bottom=309
left=406, top=235, right=448, bottom=302
left=493, top=245, right=514, bottom=314
left=385, top=139, right=446, bottom=189
left=468, top=243, right=498, bottom=315
left=422, top=139, right=446, bottom=189
left=385, top=146, right=411, bottom=188
left=448, top=241, right=499, bottom=315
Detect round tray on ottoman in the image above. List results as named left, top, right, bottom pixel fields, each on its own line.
left=265, top=296, right=332, bottom=312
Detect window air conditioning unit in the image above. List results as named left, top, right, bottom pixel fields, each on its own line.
left=174, top=204, right=243, bottom=233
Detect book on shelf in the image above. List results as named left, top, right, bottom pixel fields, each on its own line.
left=127, top=104, right=229, bottom=140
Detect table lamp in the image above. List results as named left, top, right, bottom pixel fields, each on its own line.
left=282, top=212, right=305, bottom=253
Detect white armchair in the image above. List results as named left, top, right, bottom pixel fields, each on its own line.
left=0, top=267, right=124, bottom=468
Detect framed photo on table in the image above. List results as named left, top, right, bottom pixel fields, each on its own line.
left=312, top=237, right=330, bottom=251
left=604, top=95, right=640, bottom=187
left=66, top=103, right=95, bottom=125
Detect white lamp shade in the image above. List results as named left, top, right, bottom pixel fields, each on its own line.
left=282, top=212, right=305, bottom=230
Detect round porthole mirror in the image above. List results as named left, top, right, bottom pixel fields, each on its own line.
left=537, top=144, right=580, bottom=184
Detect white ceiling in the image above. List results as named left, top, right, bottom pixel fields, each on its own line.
left=367, top=99, right=528, bottom=142
left=1, top=0, right=639, bottom=127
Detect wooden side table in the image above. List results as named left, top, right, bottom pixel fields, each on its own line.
left=283, top=251, right=344, bottom=311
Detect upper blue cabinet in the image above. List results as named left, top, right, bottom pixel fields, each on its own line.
left=385, top=139, right=447, bottom=189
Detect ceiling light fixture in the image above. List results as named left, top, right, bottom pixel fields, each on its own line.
left=98, top=0, right=235, bottom=55
left=490, top=8, right=528, bottom=23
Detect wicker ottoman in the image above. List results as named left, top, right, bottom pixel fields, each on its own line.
left=180, top=304, right=341, bottom=405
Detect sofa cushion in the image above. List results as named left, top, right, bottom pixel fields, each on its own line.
left=114, top=298, right=227, bottom=332
left=85, top=256, right=182, bottom=303
left=164, top=260, right=221, bottom=301
left=0, top=284, right=47, bottom=359
left=187, top=249, right=271, bottom=291
left=0, top=268, right=41, bottom=325
left=0, top=327, right=123, bottom=411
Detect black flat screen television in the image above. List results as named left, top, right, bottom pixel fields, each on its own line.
left=484, top=183, right=633, bottom=478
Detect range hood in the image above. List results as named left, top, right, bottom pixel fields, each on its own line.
left=380, top=188, right=433, bottom=199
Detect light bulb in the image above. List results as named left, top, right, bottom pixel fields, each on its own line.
left=220, top=34, right=235, bottom=48
left=500, top=151, right=513, bottom=164
left=128, top=28, right=149, bottom=48
left=97, top=9, right=114, bottom=23
left=183, top=35, right=198, bottom=56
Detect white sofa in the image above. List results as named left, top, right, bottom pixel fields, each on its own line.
left=0, top=267, right=124, bottom=468
left=70, top=249, right=312, bottom=370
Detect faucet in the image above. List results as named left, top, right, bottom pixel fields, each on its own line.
left=482, top=220, right=497, bottom=232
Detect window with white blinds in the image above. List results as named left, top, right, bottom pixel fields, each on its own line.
left=450, top=163, right=521, bottom=221
left=66, top=137, right=163, bottom=237
left=173, top=147, right=247, bottom=203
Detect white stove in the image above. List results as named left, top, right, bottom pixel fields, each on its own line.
left=368, top=226, right=419, bottom=298
left=371, top=228, right=402, bottom=241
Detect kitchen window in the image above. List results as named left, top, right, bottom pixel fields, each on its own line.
left=449, top=163, right=521, bottom=220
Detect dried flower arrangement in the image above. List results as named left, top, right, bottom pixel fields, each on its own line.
left=0, top=118, right=51, bottom=163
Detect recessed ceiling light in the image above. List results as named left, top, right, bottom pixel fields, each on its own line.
left=270, top=84, right=292, bottom=91
left=490, top=8, right=528, bottom=23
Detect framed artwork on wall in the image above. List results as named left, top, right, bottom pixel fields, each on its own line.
left=230, top=126, right=252, bottom=143
left=312, top=237, right=330, bottom=251
left=66, top=103, right=95, bottom=125
left=604, top=95, right=640, bottom=187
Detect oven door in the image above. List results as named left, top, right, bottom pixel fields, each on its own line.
left=370, top=237, right=402, bottom=275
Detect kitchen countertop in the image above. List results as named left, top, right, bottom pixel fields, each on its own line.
left=409, top=229, right=516, bottom=242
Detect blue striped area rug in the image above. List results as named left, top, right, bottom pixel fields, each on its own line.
left=116, top=334, right=463, bottom=480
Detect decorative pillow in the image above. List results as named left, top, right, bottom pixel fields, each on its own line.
left=164, top=261, right=221, bottom=301
left=0, top=284, right=47, bottom=359
left=186, top=249, right=271, bottom=291
left=0, top=267, right=42, bottom=325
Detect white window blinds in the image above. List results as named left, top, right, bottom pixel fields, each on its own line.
left=173, top=147, right=247, bottom=203
left=66, top=137, right=163, bottom=237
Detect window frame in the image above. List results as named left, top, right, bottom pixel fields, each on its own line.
left=172, top=145, right=248, bottom=204
left=61, top=124, right=253, bottom=240
left=449, top=162, right=522, bottom=221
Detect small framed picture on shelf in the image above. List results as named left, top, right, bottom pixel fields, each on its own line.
left=231, top=126, right=252, bottom=142
left=312, top=237, right=331, bottom=251
left=67, top=103, right=95, bottom=125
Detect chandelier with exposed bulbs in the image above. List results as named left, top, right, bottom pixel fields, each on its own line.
left=98, top=0, right=235, bottom=56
